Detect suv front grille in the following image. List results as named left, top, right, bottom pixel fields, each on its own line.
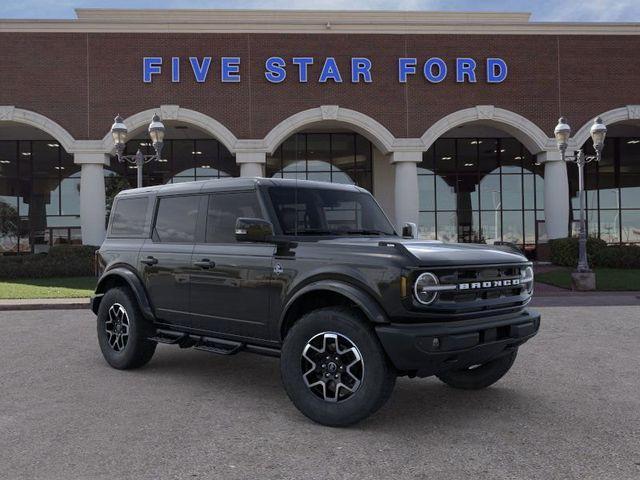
left=416, top=264, right=531, bottom=319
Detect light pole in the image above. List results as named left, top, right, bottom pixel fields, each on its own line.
left=110, top=114, right=166, bottom=188
left=553, top=116, right=607, bottom=273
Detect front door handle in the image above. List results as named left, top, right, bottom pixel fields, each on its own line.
left=141, top=256, right=158, bottom=266
left=193, top=259, right=216, bottom=269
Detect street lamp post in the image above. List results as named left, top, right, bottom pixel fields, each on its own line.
left=110, top=114, right=166, bottom=188
left=553, top=116, right=607, bottom=274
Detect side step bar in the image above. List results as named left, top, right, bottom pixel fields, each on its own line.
left=148, top=329, right=280, bottom=358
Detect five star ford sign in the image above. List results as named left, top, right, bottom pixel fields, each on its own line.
left=142, top=56, right=508, bottom=84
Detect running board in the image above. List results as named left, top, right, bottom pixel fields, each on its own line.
left=149, top=329, right=188, bottom=345
left=148, top=329, right=280, bottom=358
left=194, top=337, right=243, bottom=356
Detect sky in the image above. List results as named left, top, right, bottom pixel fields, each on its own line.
left=1, top=0, right=640, bottom=22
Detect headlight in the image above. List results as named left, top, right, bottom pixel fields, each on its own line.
left=414, top=272, right=440, bottom=305
left=521, top=266, right=534, bottom=294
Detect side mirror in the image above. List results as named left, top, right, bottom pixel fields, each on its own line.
left=402, top=222, right=417, bottom=239
left=235, top=218, right=274, bottom=243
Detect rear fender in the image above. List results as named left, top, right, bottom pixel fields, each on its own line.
left=91, top=267, right=155, bottom=320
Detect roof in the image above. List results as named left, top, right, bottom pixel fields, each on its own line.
left=0, top=9, right=639, bottom=35
left=116, top=177, right=364, bottom=197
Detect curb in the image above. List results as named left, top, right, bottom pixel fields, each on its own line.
left=0, top=298, right=90, bottom=312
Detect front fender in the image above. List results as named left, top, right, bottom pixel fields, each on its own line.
left=91, top=267, right=155, bottom=320
left=280, top=279, right=389, bottom=332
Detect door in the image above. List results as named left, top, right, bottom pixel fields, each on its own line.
left=189, top=191, right=275, bottom=339
left=139, top=194, right=203, bottom=328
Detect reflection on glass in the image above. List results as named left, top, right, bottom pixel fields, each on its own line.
left=436, top=211, right=457, bottom=242
left=599, top=210, right=620, bottom=243
left=621, top=211, right=640, bottom=243
left=266, top=133, right=373, bottom=192
left=418, top=211, right=436, bottom=240
left=418, top=175, right=435, bottom=210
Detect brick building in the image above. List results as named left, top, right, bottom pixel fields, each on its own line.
left=1, top=9, right=639, bottom=254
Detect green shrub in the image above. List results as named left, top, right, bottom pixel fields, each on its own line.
left=549, top=237, right=607, bottom=267
left=593, top=245, right=640, bottom=269
left=0, top=245, right=98, bottom=279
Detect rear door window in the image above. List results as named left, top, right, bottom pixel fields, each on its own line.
left=110, top=197, right=149, bottom=237
left=153, top=195, right=200, bottom=243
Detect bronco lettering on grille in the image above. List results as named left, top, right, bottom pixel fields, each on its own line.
left=458, top=278, right=521, bottom=290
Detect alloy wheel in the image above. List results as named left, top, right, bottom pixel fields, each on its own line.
left=301, top=332, right=364, bottom=402
left=105, top=303, right=130, bottom=352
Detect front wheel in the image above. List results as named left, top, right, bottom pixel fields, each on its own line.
left=436, top=349, right=518, bottom=390
left=280, top=307, right=396, bottom=427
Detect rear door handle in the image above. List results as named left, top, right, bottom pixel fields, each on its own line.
left=141, top=256, right=158, bottom=266
left=193, top=259, right=216, bottom=269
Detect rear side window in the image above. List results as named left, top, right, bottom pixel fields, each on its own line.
left=206, top=192, right=263, bottom=243
left=110, top=197, right=149, bottom=237
left=153, top=195, right=200, bottom=243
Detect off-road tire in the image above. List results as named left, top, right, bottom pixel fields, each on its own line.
left=280, top=306, right=396, bottom=427
left=436, top=349, right=518, bottom=390
left=97, top=287, right=157, bottom=370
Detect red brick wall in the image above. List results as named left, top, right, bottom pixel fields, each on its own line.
left=1, top=32, right=639, bottom=142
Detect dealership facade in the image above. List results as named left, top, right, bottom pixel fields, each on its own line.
left=1, top=9, right=639, bottom=255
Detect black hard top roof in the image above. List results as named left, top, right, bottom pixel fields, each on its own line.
left=116, top=177, right=367, bottom=198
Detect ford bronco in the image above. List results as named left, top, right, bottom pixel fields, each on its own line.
left=92, top=177, right=539, bottom=426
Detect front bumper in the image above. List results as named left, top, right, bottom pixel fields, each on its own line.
left=375, top=309, right=540, bottom=377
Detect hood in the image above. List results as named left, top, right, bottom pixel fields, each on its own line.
left=399, top=240, right=527, bottom=266
left=317, top=237, right=527, bottom=266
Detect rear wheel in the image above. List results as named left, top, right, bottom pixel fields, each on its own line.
left=280, top=306, right=396, bottom=427
left=97, top=287, right=157, bottom=370
left=436, top=350, right=518, bottom=390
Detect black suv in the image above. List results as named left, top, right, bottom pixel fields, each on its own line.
left=92, top=178, right=539, bottom=426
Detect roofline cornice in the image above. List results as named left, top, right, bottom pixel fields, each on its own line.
left=0, top=9, right=639, bottom=35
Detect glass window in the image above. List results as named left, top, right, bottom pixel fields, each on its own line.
left=154, top=195, right=199, bottom=243
left=267, top=133, right=372, bottom=191
left=0, top=141, right=18, bottom=177
left=435, top=175, right=456, bottom=211
left=206, top=192, right=263, bottom=243
left=502, top=175, right=523, bottom=210
left=621, top=210, right=640, bottom=243
left=598, top=210, right=620, bottom=243
left=110, top=197, right=149, bottom=237
left=434, top=139, right=456, bottom=175
left=418, top=211, right=436, bottom=240
left=268, top=186, right=394, bottom=236
left=418, top=175, right=435, bottom=211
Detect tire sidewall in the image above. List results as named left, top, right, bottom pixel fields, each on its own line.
left=97, top=287, right=150, bottom=369
left=280, top=307, right=395, bottom=427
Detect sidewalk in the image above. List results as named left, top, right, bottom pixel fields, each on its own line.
left=0, top=298, right=90, bottom=311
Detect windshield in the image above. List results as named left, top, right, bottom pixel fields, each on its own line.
left=267, top=186, right=396, bottom=236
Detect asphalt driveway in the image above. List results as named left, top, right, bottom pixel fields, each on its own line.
left=0, top=306, right=638, bottom=480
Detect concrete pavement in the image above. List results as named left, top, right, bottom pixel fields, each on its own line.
left=0, top=307, right=638, bottom=479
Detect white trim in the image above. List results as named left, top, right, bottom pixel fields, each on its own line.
left=263, top=106, right=397, bottom=154
left=2, top=10, right=640, bottom=35
left=420, top=105, right=553, bottom=154
left=0, top=106, right=76, bottom=153
left=571, top=105, right=640, bottom=148
left=100, top=105, right=239, bottom=154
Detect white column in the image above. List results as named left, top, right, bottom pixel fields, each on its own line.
left=75, top=152, right=109, bottom=246
left=236, top=151, right=266, bottom=177
left=539, top=151, right=569, bottom=239
left=391, top=151, right=421, bottom=232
